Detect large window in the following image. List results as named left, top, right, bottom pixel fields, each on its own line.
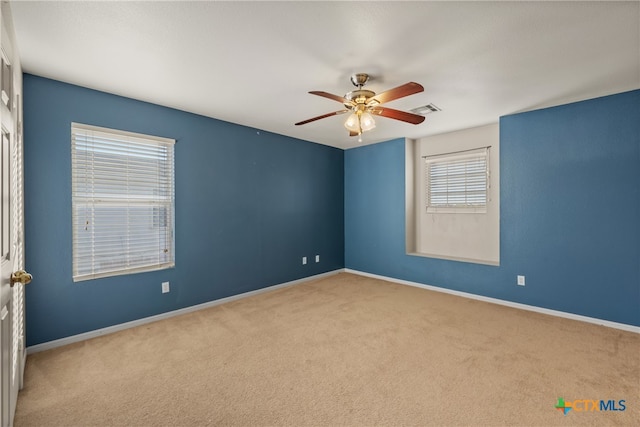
left=425, top=147, right=489, bottom=213
left=71, top=123, right=175, bottom=281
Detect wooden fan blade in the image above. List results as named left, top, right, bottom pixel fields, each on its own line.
left=309, top=91, right=352, bottom=105
left=295, top=109, right=349, bottom=126
left=349, top=131, right=359, bottom=137
left=367, top=82, right=424, bottom=105
left=371, top=107, right=425, bottom=124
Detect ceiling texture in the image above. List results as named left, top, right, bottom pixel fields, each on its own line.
left=9, top=1, right=640, bottom=149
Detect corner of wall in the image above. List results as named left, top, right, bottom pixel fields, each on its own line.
left=405, top=138, right=417, bottom=254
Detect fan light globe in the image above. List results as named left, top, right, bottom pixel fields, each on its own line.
left=344, top=113, right=360, bottom=132
left=360, top=112, right=376, bottom=131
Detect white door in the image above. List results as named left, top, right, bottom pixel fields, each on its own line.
left=0, top=4, right=28, bottom=426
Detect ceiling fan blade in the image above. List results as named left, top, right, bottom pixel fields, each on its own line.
left=295, top=109, right=349, bottom=126
left=367, top=82, right=424, bottom=105
left=309, top=91, right=352, bottom=105
left=349, top=131, right=359, bottom=137
left=371, top=107, right=425, bottom=124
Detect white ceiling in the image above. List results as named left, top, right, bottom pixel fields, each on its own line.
left=9, top=1, right=640, bottom=149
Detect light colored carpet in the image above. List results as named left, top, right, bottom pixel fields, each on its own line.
left=15, top=273, right=640, bottom=426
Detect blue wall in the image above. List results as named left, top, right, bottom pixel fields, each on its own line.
left=345, top=90, right=640, bottom=327
left=23, top=74, right=344, bottom=346
left=23, top=75, right=639, bottom=346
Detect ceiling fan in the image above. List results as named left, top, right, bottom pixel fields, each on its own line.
left=295, top=73, right=426, bottom=140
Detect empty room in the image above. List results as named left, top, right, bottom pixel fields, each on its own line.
left=0, top=1, right=638, bottom=426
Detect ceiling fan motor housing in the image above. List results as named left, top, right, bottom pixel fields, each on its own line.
left=350, top=73, right=370, bottom=88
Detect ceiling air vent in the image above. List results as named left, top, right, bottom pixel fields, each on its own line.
left=410, top=103, right=441, bottom=116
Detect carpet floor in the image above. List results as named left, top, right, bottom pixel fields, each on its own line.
left=14, top=273, right=640, bottom=426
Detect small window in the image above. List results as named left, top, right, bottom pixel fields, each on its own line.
left=71, top=123, right=175, bottom=281
left=425, top=147, right=489, bottom=213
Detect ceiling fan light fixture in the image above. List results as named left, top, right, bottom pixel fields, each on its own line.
left=344, top=113, right=360, bottom=132
left=360, top=112, right=376, bottom=131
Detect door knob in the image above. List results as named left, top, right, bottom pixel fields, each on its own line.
left=10, top=270, right=32, bottom=287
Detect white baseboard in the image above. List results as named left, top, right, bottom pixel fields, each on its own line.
left=28, top=267, right=637, bottom=354
left=27, top=269, right=343, bottom=354
left=345, top=268, right=640, bottom=334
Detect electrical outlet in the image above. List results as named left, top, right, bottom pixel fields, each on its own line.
left=517, top=275, right=525, bottom=286
left=302, top=257, right=307, bottom=265
left=162, top=281, right=170, bottom=293
left=315, top=255, right=320, bottom=263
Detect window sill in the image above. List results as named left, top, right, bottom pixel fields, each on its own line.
left=407, top=251, right=499, bottom=267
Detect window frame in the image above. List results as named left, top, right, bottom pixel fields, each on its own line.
left=424, top=147, right=490, bottom=214
left=71, top=123, right=175, bottom=282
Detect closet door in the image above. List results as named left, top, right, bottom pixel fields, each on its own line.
left=1, top=4, right=28, bottom=426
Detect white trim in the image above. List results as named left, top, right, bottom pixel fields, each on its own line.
left=27, top=269, right=343, bottom=354
left=344, top=269, right=640, bottom=334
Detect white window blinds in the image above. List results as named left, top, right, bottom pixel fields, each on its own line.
left=425, top=147, right=489, bottom=213
left=71, top=123, right=175, bottom=281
